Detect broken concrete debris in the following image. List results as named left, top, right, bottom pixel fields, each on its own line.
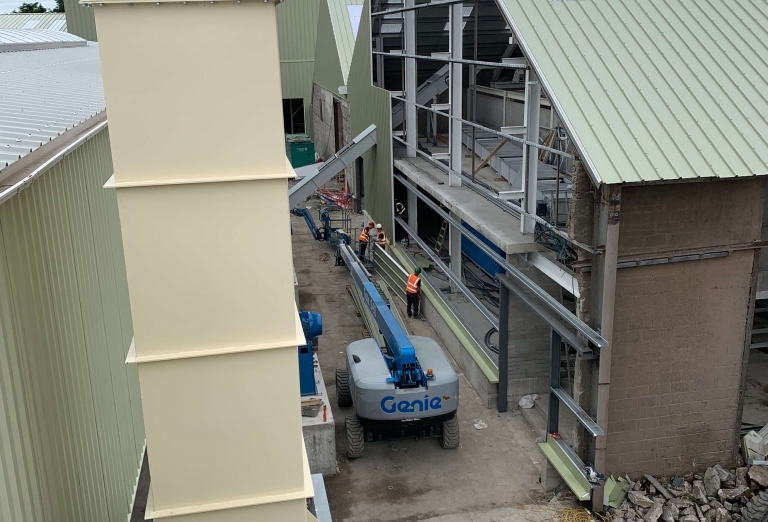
left=608, top=464, right=768, bottom=522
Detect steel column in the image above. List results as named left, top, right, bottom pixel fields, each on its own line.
left=521, top=70, right=540, bottom=234
left=404, top=0, right=417, bottom=157
left=449, top=212, right=462, bottom=290
left=592, top=186, right=621, bottom=512
left=548, top=330, right=562, bottom=433
left=497, top=284, right=509, bottom=412
left=448, top=2, right=463, bottom=187
left=407, top=186, right=418, bottom=233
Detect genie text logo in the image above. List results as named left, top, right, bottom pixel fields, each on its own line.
left=381, top=395, right=443, bottom=414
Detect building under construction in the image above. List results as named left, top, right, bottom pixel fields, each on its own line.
left=1, top=0, right=768, bottom=521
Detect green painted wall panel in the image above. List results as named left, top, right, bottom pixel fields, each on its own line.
left=63, top=0, right=98, bottom=41
left=278, top=0, right=319, bottom=128
left=0, top=127, right=143, bottom=522
left=313, top=0, right=345, bottom=96
left=347, top=0, right=394, bottom=233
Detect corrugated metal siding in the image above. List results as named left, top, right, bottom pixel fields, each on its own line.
left=63, top=0, right=98, bottom=41
left=329, top=0, right=363, bottom=85
left=0, top=14, right=66, bottom=30
left=0, top=127, right=144, bottom=522
left=278, top=0, right=318, bottom=129
left=497, top=0, right=768, bottom=185
left=347, top=0, right=393, bottom=233
left=313, top=0, right=345, bottom=96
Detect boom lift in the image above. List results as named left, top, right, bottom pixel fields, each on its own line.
left=335, top=243, right=460, bottom=458
left=291, top=207, right=351, bottom=246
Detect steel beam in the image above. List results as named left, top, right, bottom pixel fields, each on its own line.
left=372, top=0, right=464, bottom=16
left=448, top=2, right=463, bottom=187
left=496, top=274, right=591, bottom=357
left=406, top=186, right=418, bottom=233
left=404, top=0, right=417, bottom=158
left=525, top=252, right=581, bottom=298
left=497, top=284, right=509, bottom=413
left=548, top=330, right=561, bottom=433
left=373, top=51, right=528, bottom=69
left=395, top=173, right=607, bottom=349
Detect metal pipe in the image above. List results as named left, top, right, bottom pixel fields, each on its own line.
left=395, top=173, right=607, bottom=348
left=372, top=0, right=464, bottom=16
left=390, top=94, right=571, bottom=158
left=373, top=51, right=528, bottom=70
left=497, top=284, right=509, bottom=412
left=395, top=216, right=499, bottom=329
left=0, top=118, right=108, bottom=206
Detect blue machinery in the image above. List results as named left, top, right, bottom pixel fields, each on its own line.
left=298, top=311, right=322, bottom=396
left=291, top=207, right=351, bottom=246
left=337, top=243, right=426, bottom=388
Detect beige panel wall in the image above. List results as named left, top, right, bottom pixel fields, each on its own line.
left=92, top=2, right=311, bottom=520
left=116, top=179, right=297, bottom=358
left=95, top=3, right=286, bottom=184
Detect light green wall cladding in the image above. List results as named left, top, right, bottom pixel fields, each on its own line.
left=347, top=0, right=394, bottom=233
left=313, top=0, right=363, bottom=96
left=63, top=0, right=98, bottom=41
left=0, top=127, right=144, bottom=522
left=278, top=0, right=320, bottom=128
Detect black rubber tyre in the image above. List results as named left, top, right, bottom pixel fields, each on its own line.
left=742, top=490, right=768, bottom=522
left=346, top=414, right=365, bottom=459
left=335, top=369, right=352, bottom=407
left=440, top=416, right=460, bottom=449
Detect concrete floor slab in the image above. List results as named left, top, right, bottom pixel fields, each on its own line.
left=394, top=156, right=542, bottom=255
left=292, top=211, right=549, bottom=522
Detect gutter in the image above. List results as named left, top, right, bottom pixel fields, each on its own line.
left=0, top=115, right=109, bottom=206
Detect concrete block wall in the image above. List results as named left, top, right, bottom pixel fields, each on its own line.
left=504, top=256, right=563, bottom=406
left=587, top=178, right=765, bottom=477
left=606, top=251, right=755, bottom=476
left=311, top=84, right=351, bottom=165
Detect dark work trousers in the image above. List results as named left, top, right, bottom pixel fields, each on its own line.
left=359, top=241, right=368, bottom=259
left=407, top=292, right=420, bottom=317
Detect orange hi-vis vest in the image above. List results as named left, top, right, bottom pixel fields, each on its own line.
left=359, top=227, right=370, bottom=242
left=406, top=274, right=420, bottom=294
left=377, top=231, right=387, bottom=247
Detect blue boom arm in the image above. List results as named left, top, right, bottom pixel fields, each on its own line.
left=339, top=244, right=424, bottom=387
left=291, top=208, right=322, bottom=240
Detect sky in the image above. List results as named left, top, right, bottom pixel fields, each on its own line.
left=0, top=0, right=58, bottom=14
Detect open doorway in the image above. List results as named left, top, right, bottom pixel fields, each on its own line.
left=282, top=98, right=305, bottom=134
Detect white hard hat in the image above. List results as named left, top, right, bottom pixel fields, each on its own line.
left=376, top=224, right=382, bottom=229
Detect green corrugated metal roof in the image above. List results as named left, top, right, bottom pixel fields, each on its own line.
left=0, top=14, right=66, bottom=30
left=497, top=0, right=768, bottom=185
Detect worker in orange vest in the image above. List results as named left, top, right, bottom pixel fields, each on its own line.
left=375, top=224, right=387, bottom=250
left=406, top=266, right=422, bottom=318
left=358, top=221, right=374, bottom=259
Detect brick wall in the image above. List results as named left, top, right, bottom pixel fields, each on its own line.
left=505, top=256, right=563, bottom=405
left=606, top=251, right=755, bottom=476
left=599, top=178, right=765, bottom=476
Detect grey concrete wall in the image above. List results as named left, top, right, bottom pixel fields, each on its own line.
left=311, top=84, right=351, bottom=169
left=571, top=176, right=765, bottom=477
left=504, top=256, right=563, bottom=407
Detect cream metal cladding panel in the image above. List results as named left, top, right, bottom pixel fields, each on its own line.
left=0, top=128, right=144, bottom=522
left=496, top=0, right=768, bottom=185
left=92, top=1, right=311, bottom=519
left=96, top=3, right=286, bottom=185
left=65, top=0, right=98, bottom=40
left=347, top=0, right=393, bottom=233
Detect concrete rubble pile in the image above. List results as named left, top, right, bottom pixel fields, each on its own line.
left=608, top=464, right=768, bottom=522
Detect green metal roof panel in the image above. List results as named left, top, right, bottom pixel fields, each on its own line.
left=496, top=0, right=768, bottom=185
left=0, top=14, right=66, bottom=30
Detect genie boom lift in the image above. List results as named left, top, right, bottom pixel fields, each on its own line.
left=335, top=243, right=459, bottom=458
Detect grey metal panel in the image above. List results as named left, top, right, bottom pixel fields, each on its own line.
left=496, top=0, right=768, bottom=185
left=0, top=45, right=104, bottom=172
